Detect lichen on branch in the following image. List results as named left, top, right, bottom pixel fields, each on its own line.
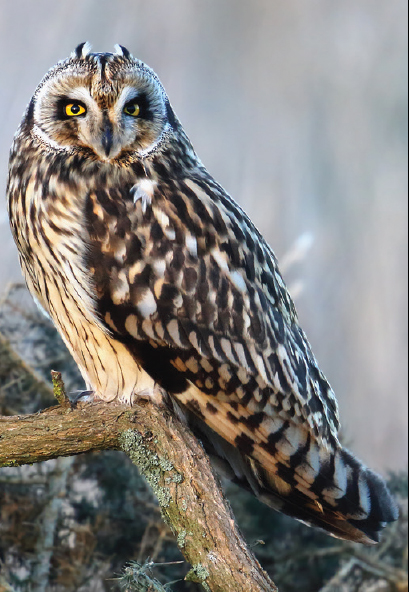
left=0, top=377, right=277, bottom=592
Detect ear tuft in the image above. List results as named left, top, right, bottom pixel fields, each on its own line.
left=71, top=42, right=92, bottom=59
left=114, top=44, right=132, bottom=59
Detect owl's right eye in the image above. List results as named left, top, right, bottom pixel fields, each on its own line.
left=64, top=102, right=87, bottom=117
left=123, top=101, right=140, bottom=117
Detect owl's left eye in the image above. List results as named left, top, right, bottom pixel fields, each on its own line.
left=124, top=102, right=140, bottom=117
left=64, top=102, right=87, bottom=117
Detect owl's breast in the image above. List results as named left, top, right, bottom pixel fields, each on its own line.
left=84, top=176, right=155, bottom=302
left=9, top=167, right=156, bottom=403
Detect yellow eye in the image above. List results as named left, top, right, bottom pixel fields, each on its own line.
left=124, top=102, right=140, bottom=117
left=65, top=103, right=86, bottom=117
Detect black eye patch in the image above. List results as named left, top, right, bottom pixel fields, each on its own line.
left=56, top=98, right=87, bottom=121
left=124, top=93, right=154, bottom=121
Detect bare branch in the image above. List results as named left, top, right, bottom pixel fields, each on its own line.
left=0, top=379, right=277, bottom=592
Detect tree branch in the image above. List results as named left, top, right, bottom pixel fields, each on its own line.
left=0, top=376, right=277, bottom=592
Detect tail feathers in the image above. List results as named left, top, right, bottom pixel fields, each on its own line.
left=341, top=453, right=399, bottom=542
left=260, top=445, right=398, bottom=544
left=188, top=413, right=398, bottom=545
left=256, top=446, right=399, bottom=544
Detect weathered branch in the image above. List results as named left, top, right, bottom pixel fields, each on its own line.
left=0, top=377, right=277, bottom=592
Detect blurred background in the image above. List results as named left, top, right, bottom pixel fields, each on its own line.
left=1, top=0, right=406, bottom=472
left=0, top=2, right=407, bottom=591
left=0, top=0, right=407, bottom=471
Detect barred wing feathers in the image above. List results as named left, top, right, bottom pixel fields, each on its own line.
left=86, top=173, right=398, bottom=544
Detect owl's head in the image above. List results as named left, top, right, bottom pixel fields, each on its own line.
left=27, top=42, right=179, bottom=162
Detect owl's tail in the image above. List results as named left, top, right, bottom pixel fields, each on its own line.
left=189, top=414, right=399, bottom=545
left=256, top=444, right=399, bottom=545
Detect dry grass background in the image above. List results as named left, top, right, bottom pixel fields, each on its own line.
left=0, top=0, right=407, bottom=474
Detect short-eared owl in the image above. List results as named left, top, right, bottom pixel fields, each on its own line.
left=7, top=42, right=398, bottom=544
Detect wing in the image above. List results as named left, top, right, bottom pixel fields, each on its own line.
left=85, top=172, right=340, bottom=450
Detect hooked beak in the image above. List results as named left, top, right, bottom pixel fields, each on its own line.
left=101, top=117, right=114, bottom=157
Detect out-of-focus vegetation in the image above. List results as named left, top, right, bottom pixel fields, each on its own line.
left=0, top=286, right=407, bottom=592
left=0, top=5, right=407, bottom=589
left=0, top=0, right=407, bottom=476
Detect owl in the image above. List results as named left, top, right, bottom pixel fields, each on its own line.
left=7, top=42, right=398, bottom=544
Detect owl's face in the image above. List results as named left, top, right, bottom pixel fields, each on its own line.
left=29, top=43, right=176, bottom=162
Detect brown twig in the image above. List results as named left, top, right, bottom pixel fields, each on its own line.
left=0, top=379, right=277, bottom=592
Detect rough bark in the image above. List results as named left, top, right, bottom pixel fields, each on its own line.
left=0, top=375, right=277, bottom=592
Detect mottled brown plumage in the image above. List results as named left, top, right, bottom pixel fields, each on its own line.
left=7, top=43, right=398, bottom=544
